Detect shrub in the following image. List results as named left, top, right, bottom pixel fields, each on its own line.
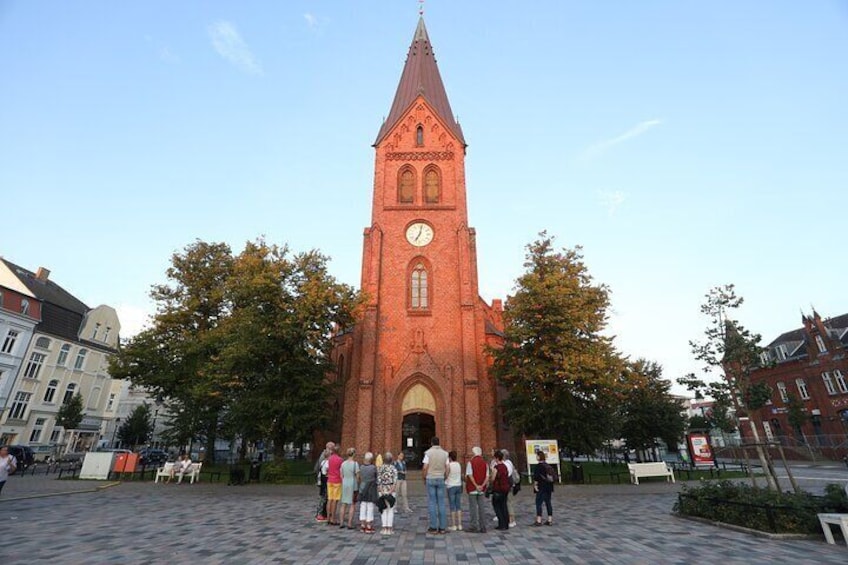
left=674, top=480, right=845, bottom=534
left=261, top=460, right=290, bottom=484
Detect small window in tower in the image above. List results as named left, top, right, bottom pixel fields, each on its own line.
left=424, top=167, right=441, bottom=204
left=416, top=125, right=424, bottom=146
left=398, top=168, right=415, bottom=204
left=411, top=263, right=429, bottom=310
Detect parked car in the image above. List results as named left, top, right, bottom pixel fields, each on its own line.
left=137, top=448, right=168, bottom=466
left=6, top=445, right=35, bottom=472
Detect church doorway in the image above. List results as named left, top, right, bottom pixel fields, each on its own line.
left=401, top=412, right=436, bottom=469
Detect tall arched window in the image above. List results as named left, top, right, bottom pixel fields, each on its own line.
left=410, top=262, right=429, bottom=310
left=416, top=125, right=424, bottom=146
left=44, top=379, right=59, bottom=403
left=35, top=337, right=51, bottom=349
left=398, top=167, right=415, bottom=204
left=63, top=383, right=77, bottom=404
left=424, top=166, right=441, bottom=204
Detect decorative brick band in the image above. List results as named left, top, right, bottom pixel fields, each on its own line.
left=386, top=151, right=454, bottom=161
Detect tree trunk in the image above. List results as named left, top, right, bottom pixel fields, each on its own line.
left=746, top=419, right=779, bottom=491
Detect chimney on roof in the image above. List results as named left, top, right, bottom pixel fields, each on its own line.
left=36, top=267, right=50, bottom=281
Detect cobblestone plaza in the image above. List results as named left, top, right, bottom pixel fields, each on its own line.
left=1, top=476, right=845, bottom=564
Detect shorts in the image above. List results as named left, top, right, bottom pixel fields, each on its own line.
left=447, top=486, right=462, bottom=511
left=327, top=482, right=342, bottom=501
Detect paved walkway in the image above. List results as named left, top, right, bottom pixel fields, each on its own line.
left=1, top=475, right=846, bottom=564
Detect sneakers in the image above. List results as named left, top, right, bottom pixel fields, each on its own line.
left=427, top=528, right=438, bottom=534
left=448, top=526, right=457, bottom=531
left=457, top=524, right=463, bottom=531
left=315, top=515, right=327, bottom=522
left=509, top=521, right=517, bottom=528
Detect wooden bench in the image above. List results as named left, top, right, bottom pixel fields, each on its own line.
left=627, top=462, right=675, bottom=485
left=155, top=462, right=203, bottom=484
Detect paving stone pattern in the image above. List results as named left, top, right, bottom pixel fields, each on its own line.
left=1, top=478, right=845, bottom=564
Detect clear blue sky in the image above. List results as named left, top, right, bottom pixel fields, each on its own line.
left=2, top=1, right=846, bottom=392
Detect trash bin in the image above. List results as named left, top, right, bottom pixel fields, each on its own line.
left=570, top=463, right=584, bottom=484
left=249, top=461, right=262, bottom=482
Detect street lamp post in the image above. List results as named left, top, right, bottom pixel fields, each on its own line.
left=151, top=409, right=159, bottom=448
left=111, top=418, right=121, bottom=448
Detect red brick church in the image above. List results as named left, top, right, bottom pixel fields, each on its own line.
left=332, top=18, right=508, bottom=466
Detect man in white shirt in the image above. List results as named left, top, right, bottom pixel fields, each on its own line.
left=0, top=446, right=18, bottom=496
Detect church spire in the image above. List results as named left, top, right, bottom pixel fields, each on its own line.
left=375, top=17, right=465, bottom=146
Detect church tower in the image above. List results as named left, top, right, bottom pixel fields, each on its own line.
left=335, top=18, right=505, bottom=465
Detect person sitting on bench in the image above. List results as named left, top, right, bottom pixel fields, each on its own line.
left=167, top=453, right=193, bottom=484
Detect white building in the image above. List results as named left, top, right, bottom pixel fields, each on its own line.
left=0, top=259, right=120, bottom=458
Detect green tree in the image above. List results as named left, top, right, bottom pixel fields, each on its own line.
left=618, top=360, right=686, bottom=457
left=785, top=394, right=808, bottom=439
left=490, top=233, right=625, bottom=456
left=55, top=393, right=84, bottom=429
left=110, top=241, right=235, bottom=461
left=117, top=403, right=153, bottom=448
left=687, top=414, right=710, bottom=431
left=678, top=284, right=782, bottom=491
left=109, top=238, right=360, bottom=460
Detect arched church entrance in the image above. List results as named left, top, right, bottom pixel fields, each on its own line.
left=400, top=383, right=437, bottom=469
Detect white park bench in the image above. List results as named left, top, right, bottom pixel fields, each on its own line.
left=627, top=462, right=675, bottom=485
left=818, top=484, right=848, bottom=546
left=154, top=462, right=203, bottom=484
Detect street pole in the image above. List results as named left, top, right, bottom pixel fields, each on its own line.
left=111, top=418, right=121, bottom=448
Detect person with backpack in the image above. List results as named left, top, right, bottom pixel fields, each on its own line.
left=502, top=449, right=519, bottom=528
left=532, top=450, right=555, bottom=526
left=490, top=450, right=511, bottom=530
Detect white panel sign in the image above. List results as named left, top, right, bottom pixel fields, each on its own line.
left=79, top=452, right=114, bottom=480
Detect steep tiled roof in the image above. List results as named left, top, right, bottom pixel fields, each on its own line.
left=375, top=18, right=465, bottom=146
left=0, top=258, right=88, bottom=342
left=768, top=313, right=848, bottom=348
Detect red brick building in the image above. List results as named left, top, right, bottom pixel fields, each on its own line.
left=749, top=310, right=848, bottom=459
left=332, top=18, right=507, bottom=466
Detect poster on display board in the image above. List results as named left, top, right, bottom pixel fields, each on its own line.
left=524, top=440, right=561, bottom=483
left=687, top=433, right=715, bottom=466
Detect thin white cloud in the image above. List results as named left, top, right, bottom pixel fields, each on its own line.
left=304, top=13, right=318, bottom=29
left=598, top=190, right=627, bottom=216
left=208, top=20, right=263, bottom=75
left=581, top=119, right=663, bottom=160
left=158, top=46, right=180, bottom=64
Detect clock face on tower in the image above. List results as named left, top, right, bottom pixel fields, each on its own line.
left=405, top=222, right=434, bottom=247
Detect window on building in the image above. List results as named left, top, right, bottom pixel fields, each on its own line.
left=815, top=335, right=826, bottom=353
left=776, top=382, right=788, bottom=402
left=9, top=391, right=32, bottom=420
left=822, top=372, right=837, bottom=395
left=107, top=392, right=116, bottom=411
left=92, top=322, right=101, bottom=340
left=49, top=428, right=61, bottom=443
left=23, top=352, right=46, bottom=379
left=57, top=344, right=71, bottom=366
left=0, top=291, right=3, bottom=307
left=35, top=336, right=50, bottom=349
left=416, top=124, right=424, bottom=146
left=104, top=327, right=111, bottom=342
left=762, top=420, right=774, bottom=442
left=398, top=167, right=415, bottom=204
left=835, top=370, right=848, bottom=394
left=21, top=299, right=29, bottom=315
left=63, top=383, right=77, bottom=404
left=759, top=351, right=770, bottom=366
left=73, top=349, right=87, bottom=370
left=424, top=167, right=441, bottom=204
left=1, top=329, right=19, bottom=354
left=29, top=418, right=46, bottom=443
left=774, top=344, right=788, bottom=361
left=795, top=378, right=810, bottom=400
left=410, top=262, right=429, bottom=310
left=44, top=379, right=59, bottom=403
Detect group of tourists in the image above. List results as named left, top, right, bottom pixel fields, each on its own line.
left=313, top=438, right=556, bottom=535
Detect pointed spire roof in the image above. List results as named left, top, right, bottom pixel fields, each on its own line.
left=375, top=18, right=465, bottom=146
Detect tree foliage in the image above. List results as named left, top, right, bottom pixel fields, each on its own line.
left=55, top=393, right=84, bottom=430
left=491, top=233, right=626, bottom=455
left=618, top=360, right=686, bottom=453
left=109, top=238, right=360, bottom=459
left=677, top=284, right=781, bottom=490
left=118, top=403, right=153, bottom=448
